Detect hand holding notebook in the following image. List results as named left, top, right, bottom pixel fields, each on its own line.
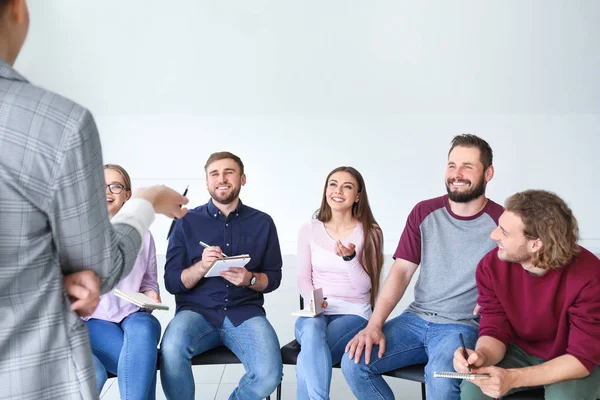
left=114, top=289, right=169, bottom=310
left=204, top=254, right=251, bottom=278
left=292, top=288, right=326, bottom=317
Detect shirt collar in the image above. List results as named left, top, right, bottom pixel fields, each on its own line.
left=207, top=198, right=244, bottom=219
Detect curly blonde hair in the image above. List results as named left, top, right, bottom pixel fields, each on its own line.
left=505, top=190, right=580, bottom=269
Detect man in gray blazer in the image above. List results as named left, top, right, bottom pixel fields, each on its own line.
left=0, top=1, right=187, bottom=399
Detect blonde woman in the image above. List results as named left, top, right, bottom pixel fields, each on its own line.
left=84, top=164, right=162, bottom=400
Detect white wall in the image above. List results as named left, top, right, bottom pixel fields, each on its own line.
left=15, top=1, right=600, bottom=254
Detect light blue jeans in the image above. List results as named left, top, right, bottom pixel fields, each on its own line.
left=295, top=314, right=368, bottom=400
left=159, top=311, right=282, bottom=400
left=85, top=311, right=161, bottom=400
left=341, top=312, right=478, bottom=400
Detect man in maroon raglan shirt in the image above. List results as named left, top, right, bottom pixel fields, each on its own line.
left=455, top=190, right=600, bottom=400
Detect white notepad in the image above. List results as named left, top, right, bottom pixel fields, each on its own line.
left=205, top=255, right=251, bottom=278
left=113, top=289, right=170, bottom=310
left=434, top=372, right=490, bottom=380
left=292, top=288, right=325, bottom=317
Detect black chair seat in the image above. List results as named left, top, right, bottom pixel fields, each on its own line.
left=382, top=363, right=426, bottom=383
left=281, top=339, right=301, bottom=364
left=191, top=345, right=242, bottom=365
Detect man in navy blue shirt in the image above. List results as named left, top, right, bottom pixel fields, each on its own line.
left=160, top=152, right=283, bottom=400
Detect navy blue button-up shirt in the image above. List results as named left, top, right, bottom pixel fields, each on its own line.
left=164, top=199, right=283, bottom=327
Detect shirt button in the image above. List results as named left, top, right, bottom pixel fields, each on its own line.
left=225, top=299, right=228, bottom=302
left=224, top=307, right=227, bottom=311
left=236, top=213, right=239, bottom=217
left=226, top=284, right=229, bottom=288
left=226, top=223, right=229, bottom=227
left=214, top=214, right=217, bottom=217
left=226, top=243, right=229, bottom=246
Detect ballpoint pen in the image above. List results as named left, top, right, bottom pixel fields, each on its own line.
left=166, top=186, right=188, bottom=240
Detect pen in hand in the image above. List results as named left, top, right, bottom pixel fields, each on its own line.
left=199, top=241, right=228, bottom=258
left=460, top=333, right=472, bottom=373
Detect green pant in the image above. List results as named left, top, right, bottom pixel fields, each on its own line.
left=460, top=343, right=600, bottom=400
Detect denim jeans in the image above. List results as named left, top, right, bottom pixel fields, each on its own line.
left=295, top=314, right=368, bottom=400
left=85, top=311, right=161, bottom=400
left=341, top=312, right=478, bottom=400
left=461, top=343, right=600, bottom=400
left=159, top=311, right=283, bottom=400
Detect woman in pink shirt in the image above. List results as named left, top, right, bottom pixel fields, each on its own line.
left=84, top=164, right=162, bottom=400
left=295, top=166, right=384, bottom=399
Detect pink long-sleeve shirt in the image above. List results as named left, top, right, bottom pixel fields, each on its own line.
left=297, top=220, right=372, bottom=319
left=85, top=231, right=159, bottom=323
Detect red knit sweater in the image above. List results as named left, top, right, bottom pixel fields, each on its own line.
left=477, top=246, right=600, bottom=373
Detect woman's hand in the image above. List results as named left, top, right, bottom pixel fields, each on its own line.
left=142, top=290, right=161, bottom=313
left=334, top=240, right=356, bottom=258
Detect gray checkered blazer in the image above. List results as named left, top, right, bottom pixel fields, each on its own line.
left=0, top=61, right=142, bottom=399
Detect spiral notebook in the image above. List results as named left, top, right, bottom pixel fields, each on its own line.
left=434, top=372, right=490, bottom=380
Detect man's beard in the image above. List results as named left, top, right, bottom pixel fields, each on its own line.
left=209, top=186, right=241, bottom=205
left=497, top=244, right=532, bottom=264
left=446, top=175, right=486, bottom=203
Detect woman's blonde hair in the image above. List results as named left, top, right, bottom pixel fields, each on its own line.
left=104, top=164, right=132, bottom=191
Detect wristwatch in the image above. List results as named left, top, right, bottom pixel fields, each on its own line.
left=342, top=250, right=357, bottom=262
left=248, top=272, right=257, bottom=287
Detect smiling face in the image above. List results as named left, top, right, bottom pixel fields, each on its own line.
left=105, top=168, right=131, bottom=218
left=490, top=211, right=535, bottom=265
left=325, top=171, right=360, bottom=213
left=205, top=158, right=246, bottom=206
left=445, top=146, right=492, bottom=203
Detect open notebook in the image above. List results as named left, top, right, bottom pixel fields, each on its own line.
left=205, top=254, right=251, bottom=278
left=291, top=288, right=325, bottom=317
left=113, top=289, right=170, bottom=310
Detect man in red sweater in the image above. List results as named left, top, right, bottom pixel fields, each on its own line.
left=454, top=190, right=600, bottom=399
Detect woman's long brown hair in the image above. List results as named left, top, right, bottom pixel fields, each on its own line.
left=315, top=166, right=384, bottom=306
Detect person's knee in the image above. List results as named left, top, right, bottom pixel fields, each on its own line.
left=160, top=325, right=188, bottom=361
left=545, top=377, right=600, bottom=400
left=252, top=361, right=283, bottom=396
left=341, top=353, right=369, bottom=381
left=130, top=315, right=161, bottom=342
left=298, top=320, right=327, bottom=343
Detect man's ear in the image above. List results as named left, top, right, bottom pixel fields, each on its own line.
left=484, top=165, right=495, bottom=183
left=529, top=237, right=543, bottom=253
left=9, top=0, right=27, bottom=24
left=241, top=174, right=247, bottom=186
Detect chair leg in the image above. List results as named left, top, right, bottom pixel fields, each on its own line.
left=421, top=382, right=426, bottom=400
left=276, top=382, right=282, bottom=400
left=266, top=395, right=270, bottom=400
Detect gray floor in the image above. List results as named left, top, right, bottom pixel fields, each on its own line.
left=100, top=255, right=424, bottom=399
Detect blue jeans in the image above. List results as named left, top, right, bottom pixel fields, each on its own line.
left=160, top=311, right=283, bottom=400
left=85, top=311, right=161, bottom=400
left=295, top=314, right=368, bottom=400
left=341, top=312, right=478, bottom=400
